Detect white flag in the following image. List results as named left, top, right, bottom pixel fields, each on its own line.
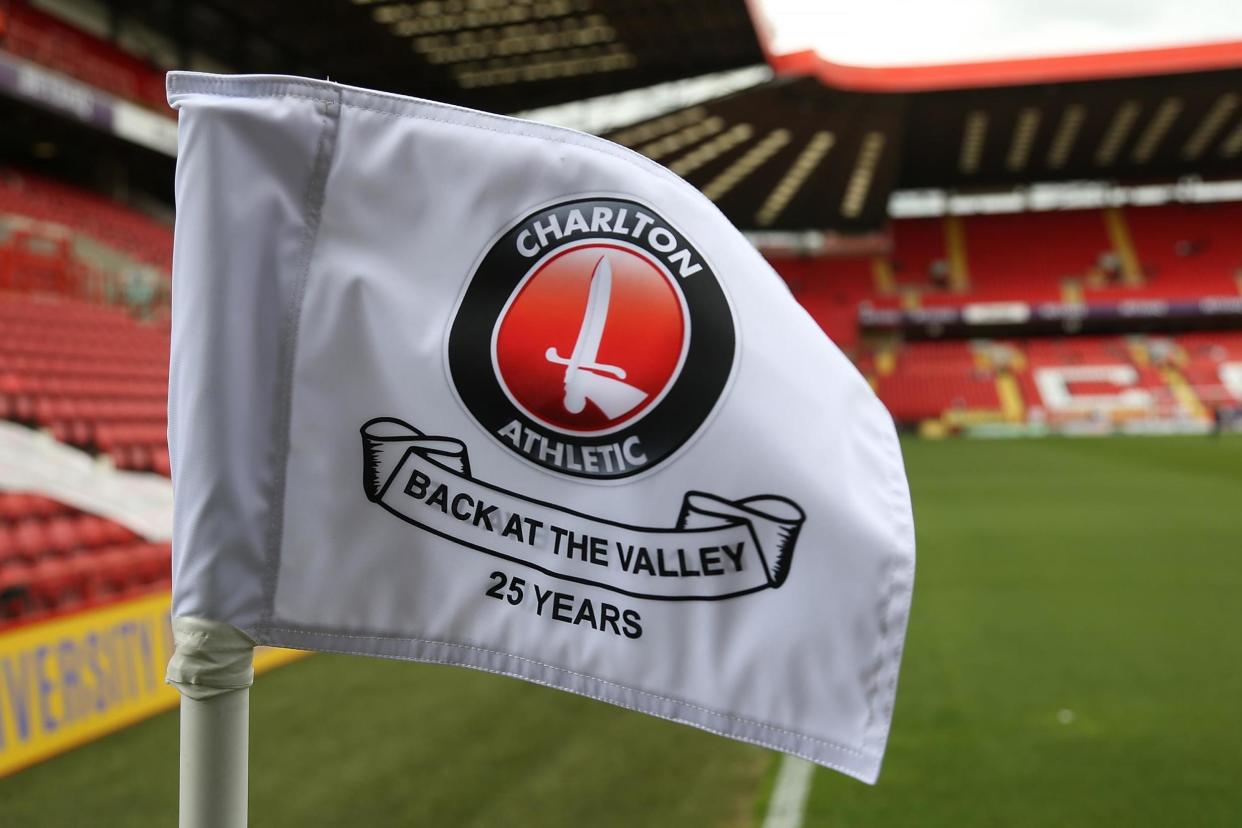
left=166, top=72, right=915, bottom=783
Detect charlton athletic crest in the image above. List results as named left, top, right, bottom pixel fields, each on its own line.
left=448, top=197, right=736, bottom=479
left=365, top=198, right=799, bottom=603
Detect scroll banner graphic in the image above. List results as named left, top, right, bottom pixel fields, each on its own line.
left=361, top=418, right=806, bottom=600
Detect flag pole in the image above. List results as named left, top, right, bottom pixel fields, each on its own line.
left=166, top=618, right=257, bottom=828
left=179, top=678, right=251, bottom=828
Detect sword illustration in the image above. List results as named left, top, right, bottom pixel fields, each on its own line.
left=545, top=255, right=649, bottom=418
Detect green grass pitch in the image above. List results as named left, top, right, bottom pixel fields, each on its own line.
left=3, top=435, right=1239, bottom=826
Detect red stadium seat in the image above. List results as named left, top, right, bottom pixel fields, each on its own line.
left=0, top=526, right=18, bottom=563
left=29, top=556, right=84, bottom=611
left=44, top=516, right=79, bottom=554
left=12, top=520, right=51, bottom=560
left=101, top=519, right=136, bottom=546
left=0, top=492, right=35, bottom=521
left=76, top=515, right=111, bottom=548
left=133, top=542, right=172, bottom=588
left=770, top=202, right=1242, bottom=350
left=0, top=559, right=35, bottom=623
left=0, top=482, right=165, bottom=624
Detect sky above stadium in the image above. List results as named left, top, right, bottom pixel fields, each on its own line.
left=753, top=0, right=1242, bottom=67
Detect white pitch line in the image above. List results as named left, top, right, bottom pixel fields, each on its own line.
left=761, top=754, right=816, bottom=828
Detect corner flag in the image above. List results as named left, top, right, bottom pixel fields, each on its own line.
left=165, top=72, right=914, bottom=785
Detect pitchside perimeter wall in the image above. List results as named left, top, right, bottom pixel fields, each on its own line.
left=0, top=593, right=305, bottom=776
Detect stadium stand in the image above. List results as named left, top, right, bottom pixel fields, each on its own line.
left=768, top=201, right=1242, bottom=429
left=0, top=171, right=172, bottom=334
left=849, top=332, right=1242, bottom=430
left=0, top=166, right=173, bottom=274
left=0, top=490, right=170, bottom=629
left=889, top=217, right=958, bottom=301
left=775, top=254, right=873, bottom=348
left=0, top=294, right=170, bottom=474
left=874, top=340, right=1000, bottom=424
left=6, top=165, right=1238, bottom=457
left=0, top=295, right=171, bottom=628
left=1178, top=331, right=1242, bottom=409
left=800, top=202, right=1242, bottom=313
left=963, top=210, right=1112, bottom=302
left=1123, top=202, right=1242, bottom=300
left=0, top=1, right=167, bottom=110
left=0, top=159, right=173, bottom=630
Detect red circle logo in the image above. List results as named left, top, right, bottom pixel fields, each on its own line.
left=449, top=197, right=736, bottom=480
left=493, top=242, right=688, bottom=435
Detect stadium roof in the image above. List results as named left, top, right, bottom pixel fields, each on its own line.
left=582, top=1, right=1242, bottom=235
left=114, top=0, right=765, bottom=112
left=751, top=0, right=1242, bottom=90
left=603, top=66, right=1242, bottom=235
left=10, top=0, right=1242, bottom=237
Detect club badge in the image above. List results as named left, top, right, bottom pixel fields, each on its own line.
left=448, top=197, right=736, bottom=479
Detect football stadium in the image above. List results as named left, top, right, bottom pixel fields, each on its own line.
left=1, top=0, right=1240, bottom=825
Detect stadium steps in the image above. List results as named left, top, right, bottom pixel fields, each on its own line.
left=875, top=348, right=896, bottom=376
left=943, top=216, right=971, bottom=292
left=861, top=333, right=1242, bottom=427
left=1061, top=279, right=1085, bottom=304
left=995, top=372, right=1025, bottom=422
left=1160, top=367, right=1209, bottom=420
left=1103, top=207, right=1144, bottom=286
left=1127, top=339, right=1151, bottom=368
left=871, top=257, right=896, bottom=294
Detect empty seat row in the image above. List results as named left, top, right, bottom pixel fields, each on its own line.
left=0, top=492, right=73, bottom=522
left=876, top=374, right=1000, bottom=422
left=2, top=372, right=168, bottom=398
left=0, top=491, right=170, bottom=628
left=1, top=295, right=172, bottom=473
left=1, top=169, right=173, bottom=270
left=863, top=334, right=1242, bottom=424
left=0, top=542, right=171, bottom=628
left=769, top=202, right=1242, bottom=350
left=105, top=444, right=171, bottom=475
left=0, top=510, right=137, bottom=562
left=29, top=397, right=167, bottom=423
